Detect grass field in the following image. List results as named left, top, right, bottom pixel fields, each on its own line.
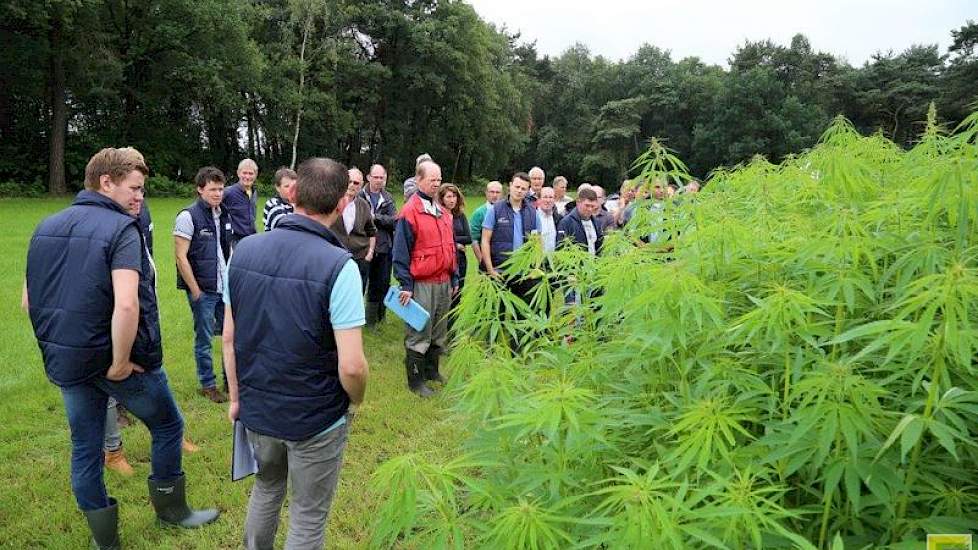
left=0, top=196, right=468, bottom=549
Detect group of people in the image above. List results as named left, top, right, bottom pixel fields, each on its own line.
left=23, top=145, right=700, bottom=549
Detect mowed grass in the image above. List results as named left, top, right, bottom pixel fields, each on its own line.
left=0, top=196, right=469, bottom=549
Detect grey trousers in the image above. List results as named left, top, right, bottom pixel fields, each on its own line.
left=405, top=280, right=452, bottom=354
left=103, top=397, right=122, bottom=452
left=244, top=422, right=349, bottom=550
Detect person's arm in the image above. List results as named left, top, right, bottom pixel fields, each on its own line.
left=174, top=236, right=202, bottom=300
left=335, top=328, right=368, bottom=405
left=21, top=280, right=28, bottom=312
left=455, top=215, right=472, bottom=248
left=223, top=303, right=239, bottom=421
left=373, top=196, right=398, bottom=231
left=391, top=217, right=416, bottom=304
left=366, top=236, right=376, bottom=262
left=106, top=269, right=144, bottom=381
left=481, top=228, right=497, bottom=276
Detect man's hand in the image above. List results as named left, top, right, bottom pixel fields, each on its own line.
left=106, top=361, right=144, bottom=381
left=228, top=400, right=239, bottom=422
left=456, top=244, right=465, bottom=252
left=399, top=290, right=412, bottom=306
left=489, top=269, right=501, bottom=279
left=191, top=289, right=202, bottom=302
left=452, top=285, right=460, bottom=296
left=365, top=250, right=374, bottom=262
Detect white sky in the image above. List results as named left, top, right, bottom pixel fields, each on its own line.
left=468, top=0, right=978, bottom=67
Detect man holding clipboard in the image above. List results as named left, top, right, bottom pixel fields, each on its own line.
left=391, top=160, right=459, bottom=397
left=223, top=157, right=368, bottom=549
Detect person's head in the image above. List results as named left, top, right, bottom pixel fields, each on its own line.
left=273, top=167, right=298, bottom=204
left=538, top=186, right=555, bottom=212
left=685, top=180, right=701, bottom=193
left=84, top=147, right=149, bottom=214
left=592, top=185, right=606, bottom=205
left=347, top=167, right=364, bottom=197
left=576, top=187, right=599, bottom=219
left=415, top=153, right=432, bottom=168
left=552, top=176, right=568, bottom=200
left=195, top=166, right=226, bottom=208
left=237, top=159, right=258, bottom=188
left=294, top=158, right=349, bottom=216
left=416, top=161, right=442, bottom=196
left=436, top=183, right=465, bottom=215
left=651, top=178, right=667, bottom=200
left=510, top=172, right=530, bottom=203
left=528, top=166, right=545, bottom=194
left=367, top=164, right=387, bottom=192
left=485, top=180, right=503, bottom=204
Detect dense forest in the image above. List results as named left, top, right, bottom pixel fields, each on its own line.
left=2, top=0, right=976, bottom=193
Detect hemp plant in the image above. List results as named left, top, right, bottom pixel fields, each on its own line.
left=369, top=108, right=978, bottom=549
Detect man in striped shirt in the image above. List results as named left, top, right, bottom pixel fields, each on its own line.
left=262, top=167, right=297, bottom=231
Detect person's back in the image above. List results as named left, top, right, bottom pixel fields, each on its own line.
left=228, top=217, right=352, bottom=440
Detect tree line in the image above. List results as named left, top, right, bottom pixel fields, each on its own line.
left=2, top=0, right=976, bottom=194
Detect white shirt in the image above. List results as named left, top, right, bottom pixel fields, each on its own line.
left=536, top=209, right=557, bottom=253
left=581, top=218, right=597, bottom=255
left=342, top=199, right=357, bottom=234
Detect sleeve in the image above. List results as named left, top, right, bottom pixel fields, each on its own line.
left=469, top=207, right=484, bottom=240
left=391, top=216, right=416, bottom=292
left=173, top=210, right=194, bottom=240
left=110, top=225, right=143, bottom=273
left=329, top=259, right=367, bottom=329
left=482, top=205, right=495, bottom=230
left=373, top=195, right=398, bottom=231
left=455, top=214, right=472, bottom=245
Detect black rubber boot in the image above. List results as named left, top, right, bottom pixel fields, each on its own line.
left=148, top=474, right=220, bottom=528
left=366, top=302, right=380, bottom=326
left=83, top=497, right=121, bottom=550
left=423, top=346, right=447, bottom=384
left=405, top=350, right=434, bottom=398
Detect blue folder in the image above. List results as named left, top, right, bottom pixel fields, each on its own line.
left=384, top=286, right=430, bottom=332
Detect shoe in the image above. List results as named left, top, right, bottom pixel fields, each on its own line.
left=148, top=474, right=220, bottom=528
left=83, top=497, right=121, bottom=549
left=104, top=449, right=135, bottom=476
left=366, top=301, right=380, bottom=326
left=115, top=405, right=134, bottom=428
left=405, top=350, right=434, bottom=398
left=181, top=437, right=200, bottom=453
left=198, top=387, right=227, bottom=403
left=422, top=347, right=447, bottom=384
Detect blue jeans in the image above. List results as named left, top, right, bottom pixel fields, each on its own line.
left=187, top=291, right=222, bottom=389
left=60, top=368, right=184, bottom=511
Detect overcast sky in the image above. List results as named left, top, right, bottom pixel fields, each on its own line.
left=468, top=0, right=977, bottom=67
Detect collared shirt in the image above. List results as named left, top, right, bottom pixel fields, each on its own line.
left=174, top=206, right=227, bottom=289
left=536, top=209, right=557, bottom=252
left=582, top=218, right=598, bottom=255
left=483, top=202, right=524, bottom=249
left=342, top=198, right=357, bottom=234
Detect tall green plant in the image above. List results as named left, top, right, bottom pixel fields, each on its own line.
left=370, top=112, right=978, bottom=549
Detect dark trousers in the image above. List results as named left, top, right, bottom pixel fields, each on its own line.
left=365, top=252, right=392, bottom=303
left=354, top=258, right=370, bottom=295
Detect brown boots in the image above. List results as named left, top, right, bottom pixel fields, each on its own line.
left=104, top=449, right=134, bottom=476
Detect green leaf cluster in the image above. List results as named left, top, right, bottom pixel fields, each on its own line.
left=370, top=111, right=978, bottom=549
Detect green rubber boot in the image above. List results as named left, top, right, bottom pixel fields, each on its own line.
left=148, top=474, right=220, bottom=528
left=82, top=497, right=121, bottom=549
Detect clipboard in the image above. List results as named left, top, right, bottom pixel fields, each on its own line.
left=383, top=286, right=430, bottom=331
left=231, top=420, right=258, bottom=481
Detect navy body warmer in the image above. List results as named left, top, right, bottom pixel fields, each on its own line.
left=176, top=199, right=232, bottom=293
left=229, top=214, right=352, bottom=441
left=488, top=199, right=538, bottom=269
left=27, top=191, right=161, bottom=386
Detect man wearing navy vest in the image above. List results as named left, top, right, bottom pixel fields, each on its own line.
left=174, top=166, right=233, bottom=403
left=224, top=157, right=368, bottom=550
left=392, top=161, right=459, bottom=397
left=481, top=172, right=539, bottom=302
left=223, top=158, right=259, bottom=246
left=26, top=148, right=218, bottom=549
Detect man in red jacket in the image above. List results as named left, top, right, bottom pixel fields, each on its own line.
left=391, top=161, right=458, bottom=397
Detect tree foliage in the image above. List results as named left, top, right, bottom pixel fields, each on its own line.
left=369, top=112, right=978, bottom=548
